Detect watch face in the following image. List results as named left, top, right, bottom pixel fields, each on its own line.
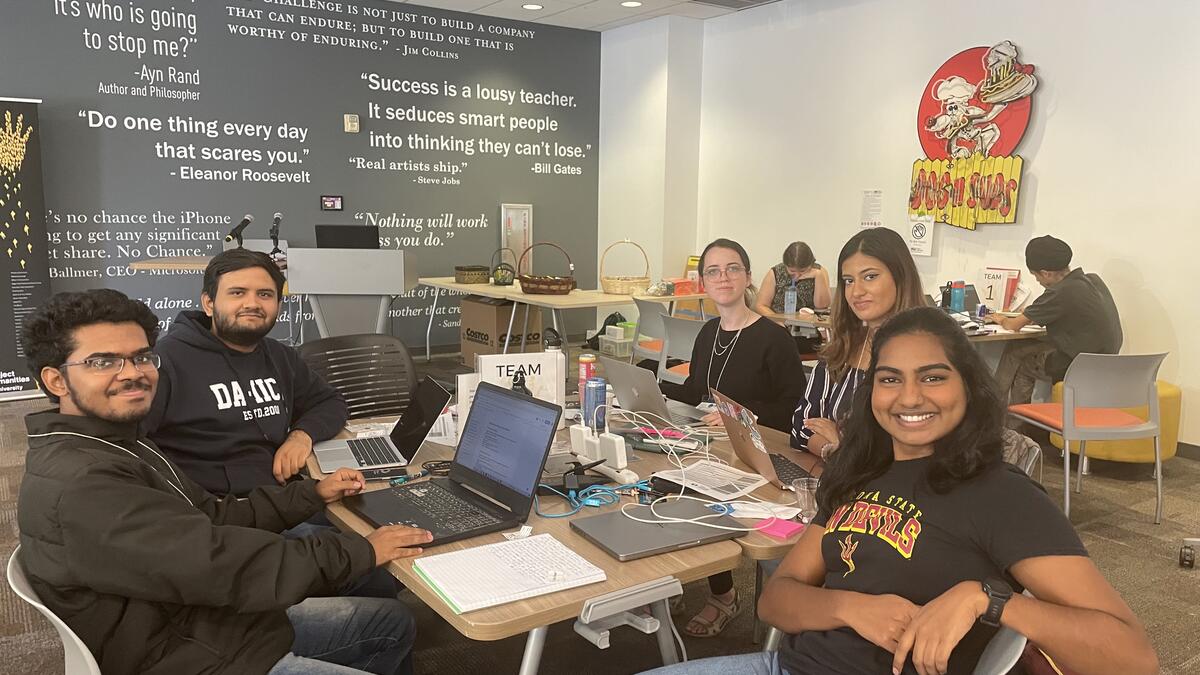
left=984, top=577, right=1013, bottom=598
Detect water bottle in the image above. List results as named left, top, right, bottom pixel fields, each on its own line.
left=950, top=281, right=966, bottom=313
left=784, top=280, right=798, bottom=314
left=544, top=327, right=568, bottom=428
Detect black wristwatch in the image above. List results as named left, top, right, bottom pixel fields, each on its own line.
left=980, top=578, right=1013, bottom=627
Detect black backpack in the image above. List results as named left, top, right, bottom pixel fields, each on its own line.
left=584, top=311, right=626, bottom=350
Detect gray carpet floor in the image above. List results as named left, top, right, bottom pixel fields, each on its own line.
left=2, top=385, right=1198, bottom=674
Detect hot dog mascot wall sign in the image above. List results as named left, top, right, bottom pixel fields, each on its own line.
left=909, top=41, right=1038, bottom=231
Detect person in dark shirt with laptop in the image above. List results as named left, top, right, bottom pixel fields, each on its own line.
left=986, top=235, right=1122, bottom=405
left=642, top=308, right=1156, bottom=675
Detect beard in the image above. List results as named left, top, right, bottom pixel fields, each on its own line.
left=66, top=377, right=154, bottom=424
left=212, top=306, right=277, bottom=347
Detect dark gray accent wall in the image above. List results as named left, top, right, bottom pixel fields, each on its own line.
left=0, top=0, right=599, bottom=345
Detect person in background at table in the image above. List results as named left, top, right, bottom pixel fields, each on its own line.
left=791, top=227, right=925, bottom=459
left=17, top=289, right=428, bottom=675
left=642, top=307, right=1157, bottom=675
left=666, top=237, right=807, bottom=638
left=754, top=241, right=832, bottom=316
left=986, top=235, right=1122, bottom=406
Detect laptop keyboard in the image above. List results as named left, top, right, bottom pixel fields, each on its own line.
left=347, top=437, right=403, bottom=467
left=395, top=481, right=503, bottom=534
left=770, top=453, right=813, bottom=484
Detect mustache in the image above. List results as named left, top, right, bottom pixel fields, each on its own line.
left=107, top=381, right=152, bottom=396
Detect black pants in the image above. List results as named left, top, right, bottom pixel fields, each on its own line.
left=708, top=571, right=733, bottom=595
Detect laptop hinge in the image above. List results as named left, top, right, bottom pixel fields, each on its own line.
left=451, top=478, right=515, bottom=517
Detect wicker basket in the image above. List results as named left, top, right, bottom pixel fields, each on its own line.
left=600, top=239, right=652, bottom=295
left=517, top=243, right=576, bottom=295
left=490, top=247, right=517, bottom=286
left=454, top=265, right=490, bottom=284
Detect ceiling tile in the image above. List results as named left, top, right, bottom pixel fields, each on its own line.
left=407, top=0, right=496, bottom=13
left=668, top=1, right=734, bottom=18
left=475, top=0, right=596, bottom=22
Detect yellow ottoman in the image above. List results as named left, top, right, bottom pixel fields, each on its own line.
left=1049, top=381, right=1181, bottom=462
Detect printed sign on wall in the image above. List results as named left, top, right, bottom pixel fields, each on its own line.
left=908, top=41, right=1038, bottom=230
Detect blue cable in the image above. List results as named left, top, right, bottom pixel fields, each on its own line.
left=534, top=480, right=652, bottom=518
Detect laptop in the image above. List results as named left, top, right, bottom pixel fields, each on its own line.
left=343, top=382, right=562, bottom=547
left=570, top=499, right=743, bottom=561
left=599, top=356, right=704, bottom=425
left=710, top=389, right=822, bottom=490
left=314, top=224, right=380, bottom=249
left=313, top=376, right=452, bottom=473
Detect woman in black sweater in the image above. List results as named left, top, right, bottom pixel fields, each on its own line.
left=668, top=238, right=806, bottom=637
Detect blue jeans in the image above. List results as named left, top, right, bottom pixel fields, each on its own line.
left=269, top=596, right=416, bottom=674
left=641, top=651, right=787, bottom=675
left=284, top=520, right=402, bottom=599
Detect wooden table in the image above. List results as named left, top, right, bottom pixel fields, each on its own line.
left=307, top=427, right=744, bottom=674
left=419, top=276, right=709, bottom=361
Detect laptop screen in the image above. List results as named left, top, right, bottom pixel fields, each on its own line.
left=388, top=377, right=451, bottom=461
left=454, top=382, right=558, bottom=497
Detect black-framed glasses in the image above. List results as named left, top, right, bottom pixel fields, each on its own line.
left=58, top=353, right=161, bottom=374
left=702, top=264, right=747, bottom=280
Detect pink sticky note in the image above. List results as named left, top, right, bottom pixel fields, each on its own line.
left=756, top=518, right=806, bottom=540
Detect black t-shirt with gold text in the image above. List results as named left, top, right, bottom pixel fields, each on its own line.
left=780, top=456, right=1087, bottom=675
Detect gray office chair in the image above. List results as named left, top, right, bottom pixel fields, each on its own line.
left=1008, top=353, right=1168, bottom=523
left=8, top=545, right=102, bottom=674
left=657, top=314, right=706, bottom=385
left=632, top=297, right=668, bottom=365
left=298, top=333, right=417, bottom=420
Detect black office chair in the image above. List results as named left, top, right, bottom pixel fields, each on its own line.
left=298, top=333, right=417, bottom=421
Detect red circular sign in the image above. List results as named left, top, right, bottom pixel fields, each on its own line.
left=916, top=46, right=1034, bottom=161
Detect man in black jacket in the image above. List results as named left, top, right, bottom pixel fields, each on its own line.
left=17, top=289, right=429, bottom=674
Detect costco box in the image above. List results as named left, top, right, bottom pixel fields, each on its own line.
left=459, top=295, right=543, bottom=365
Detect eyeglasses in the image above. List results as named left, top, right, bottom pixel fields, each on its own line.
left=58, top=353, right=161, bottom=374
left=701, top=264, right=747, bottom=280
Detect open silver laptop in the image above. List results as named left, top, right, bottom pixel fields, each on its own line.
left=313, top=376, right=451, bottom=473
left=711, top=388, right=822, bottom=490
left=599, top=356, right=704, bottom=425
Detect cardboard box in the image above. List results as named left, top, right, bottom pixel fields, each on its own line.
left=459, top=295, right=543, bottom=365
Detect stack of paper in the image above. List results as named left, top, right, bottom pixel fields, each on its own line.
left=413, top=534, right=606, bottom=614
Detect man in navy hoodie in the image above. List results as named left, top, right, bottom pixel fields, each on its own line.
left=143, top=248, right=347, bottom=497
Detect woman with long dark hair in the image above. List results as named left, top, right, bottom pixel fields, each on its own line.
left=753, top=241, right=831, bottom=316
left=643, top=307, right=1157, bottom=675
left=791, top=227, right=925, bottom=459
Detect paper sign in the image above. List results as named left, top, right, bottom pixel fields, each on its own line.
left=979, top=267, right=1020, bottom=311
left=906, top=215, right=934, bottom=256
left=860, top=189, right=883, bottom=229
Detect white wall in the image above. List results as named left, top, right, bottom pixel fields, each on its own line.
left=598, top=16, right=704, bottom=324
left=694, top=0, right=1200, bottom=442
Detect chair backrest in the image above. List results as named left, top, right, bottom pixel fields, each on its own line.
left=657, top=315, right=706, bottom=379
left=1061, top=353, right=1167, bottom=427
left=7, top=546, right=102, bottom=675
left=971, top=624, right=1028, bottom=675
left=298, top=333, right=417, bottom=420
left=632, top=297, right=667, bottom=342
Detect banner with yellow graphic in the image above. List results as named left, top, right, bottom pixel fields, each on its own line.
left=0, top=99, right=51, bottom=400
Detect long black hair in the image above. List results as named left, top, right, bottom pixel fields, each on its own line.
left=816, top=307, right=1005, bottom=514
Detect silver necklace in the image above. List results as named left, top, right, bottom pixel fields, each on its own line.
left=28, top=430, right=195, bottom=507
left=708, top=315, right=752, bottom=392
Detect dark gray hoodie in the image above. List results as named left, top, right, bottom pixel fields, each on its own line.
left=142, top=310, right=347, bottom=496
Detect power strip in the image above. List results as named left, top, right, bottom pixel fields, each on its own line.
left=570, top=424, right=639, bottom=484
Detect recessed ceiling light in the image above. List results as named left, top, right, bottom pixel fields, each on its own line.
left=522, top=3, right=543, bottom=8
left=621, top=1, right=642, bottom=6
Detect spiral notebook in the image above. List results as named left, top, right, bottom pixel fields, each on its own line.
left=412, top=534, right=607, bottom=614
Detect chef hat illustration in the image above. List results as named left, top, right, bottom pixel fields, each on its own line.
left=934, top=76, right=975, bottom=104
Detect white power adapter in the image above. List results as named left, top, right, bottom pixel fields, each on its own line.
left=569, top=424, right=639, bottom=484
left=570, top=423, right=601, bottom=461
left=597, top=432, right=628, bottom=469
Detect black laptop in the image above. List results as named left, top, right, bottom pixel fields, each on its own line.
left=314, top=224, right=380, bottom=249
left=344, top=382, right=562, bottom=547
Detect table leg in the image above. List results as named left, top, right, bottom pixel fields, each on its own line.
left=521, top=303, right=531, bottom=353
left=503, top=300, right=520, bottom=355
left=666, top=300, right=675, bottom=317
left=517, top=625, right=548, bottom=675
left=649, top=598, right=680, bottom=665
left=425, top=288, right=441, bottom=362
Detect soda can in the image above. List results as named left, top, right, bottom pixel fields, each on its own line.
left=578, top=353, right=597, bottom=402
left=583, top=377, right=607, bottom=431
